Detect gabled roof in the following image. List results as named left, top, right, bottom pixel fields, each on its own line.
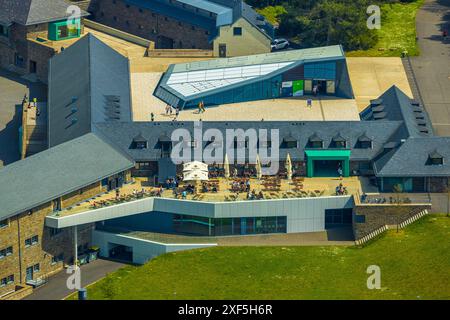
left=48, top=34, right=132, bottom=148
left=0, top=133, right=135, bottom=221
left=374, top=137, right=450, bottom=177
left=0, top=0, right=89, bottom=26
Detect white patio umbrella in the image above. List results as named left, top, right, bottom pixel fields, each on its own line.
left=183, top=161, right=208, bottom=172
left=255, top=154, right=262, bottom=180
left=183, top=170, right=209, bottom=182
left=285, top=153, right=293, bottom=181
left=183, top=169, right=209, bottom=194
left=224, top=153, right=230, bottom=179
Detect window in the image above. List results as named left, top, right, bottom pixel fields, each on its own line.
left=0, top=219, right=8, bottom=229
left=14, top=54, right=25, bottom=68
left=0, top=246, right=13, bottom=258
left=282, top=140, right=297, bottom=149
left=25, top=235, right=39, bottom=247
left=309, top=141, right=323, bottom=148
left=233, top=27, right=242, bottom=36
left=33, top=263, right=40, bottom=273
left=355, top=215, right=366, bottom=223
left=0, top=275, right=14, bottom=287
left=0, top=24, right=9, bottom=37
left=49, top=227, right=62, bottom=237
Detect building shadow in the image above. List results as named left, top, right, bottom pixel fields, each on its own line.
left=325, top=226, right=354, bottom=241
left=0, top=104, right=22, bottom=166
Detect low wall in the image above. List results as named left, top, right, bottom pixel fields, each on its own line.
left=47, top=196, right=354, bottom=235
left=92, top=230, right=216, bottom=264
left=147, top=49, right=213, bottom=58
left=0, top=286, right=33, bottom=300
left=84, top=19, right=153, bottom=48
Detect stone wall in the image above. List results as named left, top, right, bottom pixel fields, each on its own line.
left=428, top=177, right=450, bottom=193
left=92, top=0, right=212, bottom=49
left=0, top=190, right=96, bottom=297
left=353, top=204, right=431, bottom=239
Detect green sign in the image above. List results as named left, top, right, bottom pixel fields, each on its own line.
left=293, top=80, right=304, bottom=97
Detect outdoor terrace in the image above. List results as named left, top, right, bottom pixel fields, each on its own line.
left=52, top=175, right=375, bottom=217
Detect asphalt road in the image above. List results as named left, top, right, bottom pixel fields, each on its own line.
left=411, top=0, right=450, bottom=136
left=23, top=259, right=127, bottom=300
left=0, top=69, right=46, bottom=167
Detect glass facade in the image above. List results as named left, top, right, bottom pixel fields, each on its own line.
left=173, top=214, right=287, bottom=236
left=304, top=62, right=337, bottom=80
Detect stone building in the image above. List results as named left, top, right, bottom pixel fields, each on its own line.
left=87, top=0, right=274, bottom=56
left=0, top=133, right=134, bottom=298
left=0, top=0, right=89, bottom=82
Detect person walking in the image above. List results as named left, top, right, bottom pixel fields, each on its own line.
left=338, top=167, right=343, bottom=180
left=307, top=98, right=312, bottom=108
left=150, top=112, right=155, bottom=122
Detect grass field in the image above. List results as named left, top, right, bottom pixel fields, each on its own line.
left=347, top=0, right=424, bottom=57
left=69, top=215, right=450, bottom=300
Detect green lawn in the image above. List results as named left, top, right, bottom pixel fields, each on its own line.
left=69, top=215, right=450, bottom=300
left=347, top=0, right=424, bottom=57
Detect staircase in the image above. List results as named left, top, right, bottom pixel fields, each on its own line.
left=355, top=209, right=430, bottom=246
left=402, top=57, right=425, bottom=107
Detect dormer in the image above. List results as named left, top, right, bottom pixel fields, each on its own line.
left=281, top=134, right=297, bottom=149
left=427, top=150, right=444, bottom=165
left=308, top=133, right=323, bottom=149
left=131, top=133, right=147, bottom=150
left=331, top=133, right=346, bottom=149
left=356, top=133, right=372, bottom=149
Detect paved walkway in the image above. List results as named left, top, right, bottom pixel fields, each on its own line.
left=23, top=259, right=126, bottom=300
left=410, top=0, right=450, bottom=136
left=0, top=69, right=46, bottom=167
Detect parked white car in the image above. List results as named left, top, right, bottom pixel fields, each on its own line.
left=271, top=38, right=290, bottom=51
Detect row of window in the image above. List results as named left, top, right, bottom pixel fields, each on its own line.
left=173, top=214, right=287, bottom=236
left=131, top=139, right=372, bottom=150
left=0, top=275, right=14, bottom=287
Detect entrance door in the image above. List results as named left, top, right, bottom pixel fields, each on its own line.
left=29, top=60, right=37, bottom=73
left=313, top=160, right=343, bottom=177
left=157, top=36, right=174, bottom=49
left=26, top=266, right=33, bottom=281
left=219, top=44, right=227, bottom=57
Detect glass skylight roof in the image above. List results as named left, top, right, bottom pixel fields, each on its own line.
left=166, top=62, right=294, bottom=97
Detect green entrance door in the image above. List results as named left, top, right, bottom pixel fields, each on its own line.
left=305, top=150, right=351, bottom=177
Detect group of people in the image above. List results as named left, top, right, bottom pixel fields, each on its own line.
left=164, top=104, right=180, bottom=121
left=335, top=183, right=348, bottom=195
left=231, top=179, right=251, bottom=193
left=202, top=182, right=219, bottom=193
left=246, top=189, right=265, bottom=200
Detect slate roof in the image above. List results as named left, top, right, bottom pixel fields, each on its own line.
left=0, top=133, right=135, bottom=221
left=0, top=0, right=89, bottom=26
left=48, top=34, right=132, bottom=148
left=95, top=120, right=402, bottom=162
left=361, top=85, right=434, bottom=139
left=374, top=137, right=450, bottom=177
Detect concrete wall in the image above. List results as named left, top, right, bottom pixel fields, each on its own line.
left=47, top=195, right=354, bottom=234
left=92, top=230, right=216, bottom=264
left=213, top=18, right=271, bottom=57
